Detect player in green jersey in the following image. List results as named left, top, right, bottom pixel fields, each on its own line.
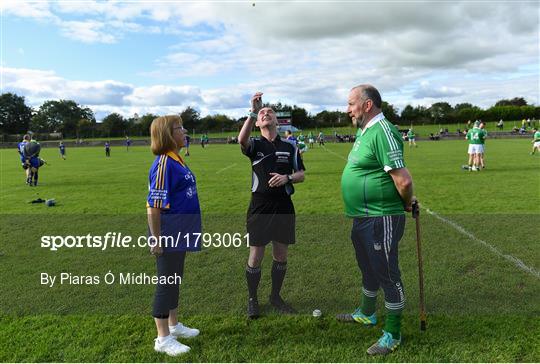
left=297, top=134, right=307, bottom=154
left=478, top=121, right=487, bottom=168
left=308, top=131, right=315, bottom=148
left=531, top=128, right=540, bottom=155
left=317, top=131, right=325, bottom=146
left=465, top=121, right=487, bottom=171
left=407, top=128, right=417, bottom=148
left=338, top=84, right=415, bottom=356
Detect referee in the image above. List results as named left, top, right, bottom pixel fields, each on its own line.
left=338, top=85, right=415, bottom=355
left=238, top=92, right=305, bottom=319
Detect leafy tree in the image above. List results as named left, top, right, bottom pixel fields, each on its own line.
left=428, top=102, right=453, bottom=124
left=381, top=101, right=399, bottom=123
left=401, top=105, right=430, bottom=125
left=495, top=97, right=527, bottom=107
left=0, top=93, right=33, bottom=134
left=181, top=107, right=200, bottom=131
left=101, top=113, right=128, bottom=137
left=454, top=103, right=474, bottom=111
left=31, top=100, right=94, bottom=137
left=137, top=113, right=158, bottom=136
left=77, top=118, right=96, bottom=138
left=313, top=110, right=348, bottom=128
left=485, top=105, right=536, bottom=121
left=456, top=107, right=483, bottom=123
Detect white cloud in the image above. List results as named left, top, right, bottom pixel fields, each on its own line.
left=59, top=20, right=117, bottom=43
left=3, top=2, right=539, bottom=116
left=1, top=0, right=56, bottom=20
left=414, top=82, right=464, bottom=99
left=125, top=85, right=202, bottom=107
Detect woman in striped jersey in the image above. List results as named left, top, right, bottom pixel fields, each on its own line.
left=146, top=115, right=201, bottom=356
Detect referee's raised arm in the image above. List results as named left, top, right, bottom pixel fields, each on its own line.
left=238, top=92, right=263, bottom=150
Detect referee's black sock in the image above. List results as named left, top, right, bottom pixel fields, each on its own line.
left=270, top=260, right=287, bottom=299
left=246, top=265, right=261, bottom=299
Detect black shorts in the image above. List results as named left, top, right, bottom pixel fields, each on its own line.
left=246, top=194, right=295, bottom=246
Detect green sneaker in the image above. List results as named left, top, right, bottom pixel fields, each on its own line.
left=367, top=330, right=401, bottom=355
left=336, top=307, right=377, bottom=325
left=352, top=307, right=377, bottom=325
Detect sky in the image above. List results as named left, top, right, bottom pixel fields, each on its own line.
left=1, top=0, right=539, bottom=121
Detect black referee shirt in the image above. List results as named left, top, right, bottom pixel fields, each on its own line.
left=242, top=134, right=305, bottom=197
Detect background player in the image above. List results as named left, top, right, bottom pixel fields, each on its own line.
left=308, top=131, right=315, bottom=148
left=407, top=128, right=417, bottom=148
left=125, top=136, right=132, bottom=152
left=465, top=121, right=487, bottom=171
left=23, top=137, right=42, bottom=186
left=17, top=134, right=31, bottom=183
left=285, top=130, right=297, bottom=144
left=184, top=135, right=191, bottom=156
left=59, top=142, right=66, bottom=160
left=531, top=128, right=540, bottom=155
left=318, top=131, right=325, bottom=146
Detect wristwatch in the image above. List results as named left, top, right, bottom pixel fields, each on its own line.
left=287, top=174, right=293, bottom=183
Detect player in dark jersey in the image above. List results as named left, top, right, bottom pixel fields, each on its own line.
left=17, top=134, right=31, bottom=184
left=184, top=135, right=190, bottom=156
left=23, top=138, right=42, bottom=186
left=59, top=142, right=66, bottom=159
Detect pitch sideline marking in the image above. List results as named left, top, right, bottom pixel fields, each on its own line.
left=216, top=163, right=237, bottom=174
left=423, top=208, right=540, bottom=279
left=321, top=144, right=540, bottom=279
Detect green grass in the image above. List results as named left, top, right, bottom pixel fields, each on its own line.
left=1, top=139, right=539, bottom=362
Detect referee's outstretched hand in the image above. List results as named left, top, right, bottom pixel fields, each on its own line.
left=251, top=92, right=263, bottom=113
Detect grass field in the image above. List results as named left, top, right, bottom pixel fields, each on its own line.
left=0, top=138, right=539, bottom=362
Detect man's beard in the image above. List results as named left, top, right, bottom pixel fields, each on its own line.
left=352, top=114, right=367, bottom=128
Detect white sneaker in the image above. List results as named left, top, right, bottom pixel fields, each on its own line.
left=169, top=322, right=200, bottom=338
left=154, top=335, right=190, bottom=356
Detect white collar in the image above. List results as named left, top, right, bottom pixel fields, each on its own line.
left=361, top=112, right=385, bottom=136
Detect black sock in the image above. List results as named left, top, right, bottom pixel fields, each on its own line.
left=270, top=260, right=287, bottom=299
left=33, top=171, right=38, bottom=184
left=246, top=265, right=261, bottom=300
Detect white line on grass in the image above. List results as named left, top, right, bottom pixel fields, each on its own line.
left=321, top=145, right=348, bottom=161
left=216, top=163, right=237, bottom=174
left=424, top=208, right=540, bottom=279
left=320, top=144, right=540, bottom=279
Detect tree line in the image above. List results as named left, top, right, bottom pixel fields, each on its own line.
left=1, top=92, right=538, bottom=139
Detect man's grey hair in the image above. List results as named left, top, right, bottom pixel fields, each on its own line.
left=351, top=84, right=382, bottom=109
